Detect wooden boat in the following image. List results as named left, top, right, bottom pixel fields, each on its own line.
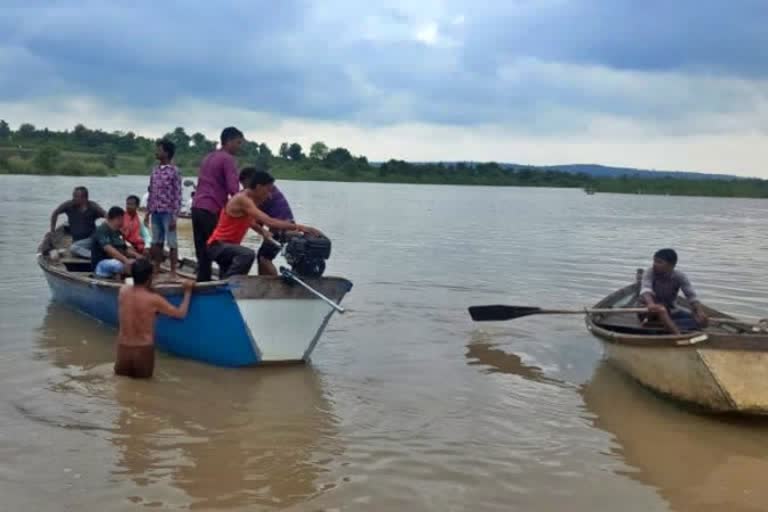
left=586, top=269, right=768, bottom=415
left=37, top=228, right=352, bottom=367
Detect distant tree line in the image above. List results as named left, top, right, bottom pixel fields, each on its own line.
left=1, top=120, right=767, bottom=198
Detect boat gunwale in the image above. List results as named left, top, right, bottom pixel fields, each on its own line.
left=37, top=254, right=353, bottom=300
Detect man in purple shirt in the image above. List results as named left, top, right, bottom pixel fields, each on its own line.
left=144, top=139, right=182, bottom=277
left=239, top=166, right=294, bottom=275
left=191, top=127, right=244, bottom=281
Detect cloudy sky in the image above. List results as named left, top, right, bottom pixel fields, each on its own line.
left=1, top=1, right=766, bottom=175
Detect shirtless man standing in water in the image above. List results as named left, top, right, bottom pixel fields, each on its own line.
left=115, top=258, right=194, bottom=378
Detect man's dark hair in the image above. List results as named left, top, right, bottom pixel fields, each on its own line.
left=654, top=248, right=678, bottom=266
left=240, top=159, right=272, bottom=184
left=221, top=126, right=244, bottom=145
left=131, top=258, right=153, bottom=285
left=239, top=166, right=255, bottom=185
left=246, top=170, right=275, bottom=189
left=126, top=194, right=140, bottom=206
left=107, top=206, right=125, bottom=220
left=157, top=139, right=176, bottom=159
left=74, top=186, right=89, bottom=198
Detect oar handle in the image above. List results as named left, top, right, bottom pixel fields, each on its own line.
left=538, top=308, right=649, bottom=315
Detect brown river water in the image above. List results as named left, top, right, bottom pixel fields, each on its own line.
left=1, top=175, right=768, bottom=511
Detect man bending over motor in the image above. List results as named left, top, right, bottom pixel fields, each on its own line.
left=207, top=170, right=320, bottom=279
left=238, top=165, right=295, bottom=275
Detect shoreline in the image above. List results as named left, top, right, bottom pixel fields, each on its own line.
left=2, top=170, right=767, bottom=199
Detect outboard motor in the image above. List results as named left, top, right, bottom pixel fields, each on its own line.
left=283, top=232, right=332, bottom=277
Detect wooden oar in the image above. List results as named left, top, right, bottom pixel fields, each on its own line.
left=468, top=305, right=647, bottom=322
left=468, top=305, right=768, bottom=332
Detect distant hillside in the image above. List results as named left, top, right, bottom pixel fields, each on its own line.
left=535, top=163, right=743, bottom=181
left=395, top=161, right=745, bottom=181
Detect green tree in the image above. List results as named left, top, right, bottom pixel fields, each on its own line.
left=324, top=147, right=353, bottom=168
left=288, top=142, right=304, bottom=161
left=340, top=160, right=360, bottom=177
left=0, top=120, right=10, bottom=140
left=191, top=132, right=215, bottom=153
left=34, top=146, right=60, bottom=173
left=309, top=141, right=329, bottom=160
left=241, top=140, right=261, bottom=159
left=258, top=143, right=273, bottom=159
left=72, top=123, right=90, bottom=146
left=18, top=123, right=36, bottom=138
left=103, top=146, right=117, bottom=169
left=166, top=127, right=191, bottom=151
left=279, top=142, right=290, bottom=159
left=115, top=131, right=137, bottom=152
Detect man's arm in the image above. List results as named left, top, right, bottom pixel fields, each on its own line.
left=49, top=201, right=71, bottom=233
left=224, top=157, right=240, bottom=197
left=122, top=224, right=144, bottom=253
left=678, top=272, right=699, bottom=304
left=172, top=168, right=182, bottom=217
left=639, top=269, right=657, bottom=306
left=238, top=195, right=319, bottom=235
left=679, top=272, right=707, bottom=322
left=90, top=201, right=106, bottom=218
left=251, top=221, right=278, bottom=246
left=125, top=246, right=142, bottom=259
left=103, top=244, right=132, bottom=264
left=152, top=280, right=194, bottom=319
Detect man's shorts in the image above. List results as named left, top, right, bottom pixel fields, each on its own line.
left=257, top=230, right=286, bottom=261
left=114, top=344, right=155, bottom=379
left=95, top=258, right=125, bottom=278
left=151, top=212, right=178, bottom=249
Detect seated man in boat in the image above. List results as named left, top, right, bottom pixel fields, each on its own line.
left=122, top=195, right=147, bottom=254
left=91, top=206, right=142, bottom=279
left=207, top=170, right=320, bottom=279
left=116, top=258, right=193, bottom=379
left=49, top=186, right=106, bottom=258
left=640, top=248, right=708, bottom=334
left=239, top=166, right=295, bottom=276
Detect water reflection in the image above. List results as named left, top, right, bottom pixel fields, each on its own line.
left=465, top=331, right=567, bottom=388
left=36, top=304, right=342, bottom=510
left=581, top=362, right=768, bottom=512
left=467, top=336, right=768, bottom=512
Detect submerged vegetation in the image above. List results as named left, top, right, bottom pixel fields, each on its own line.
left=0, top=120, right=765, bottom=198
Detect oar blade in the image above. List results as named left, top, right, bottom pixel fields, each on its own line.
left=468, top=305, right=542, bottom=322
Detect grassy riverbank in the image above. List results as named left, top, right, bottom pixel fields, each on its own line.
left=1, top=121, right=765, bottom=197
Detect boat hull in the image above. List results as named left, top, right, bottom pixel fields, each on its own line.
left=598, top=341, right=768, bottom=414
left=40, top=258, right=352, bottom=367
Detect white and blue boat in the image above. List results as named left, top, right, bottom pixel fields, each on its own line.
left=37, top=231, right=352, bottom=367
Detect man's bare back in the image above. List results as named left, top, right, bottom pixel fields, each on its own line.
left=118, top=281, right=194, bottom=345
